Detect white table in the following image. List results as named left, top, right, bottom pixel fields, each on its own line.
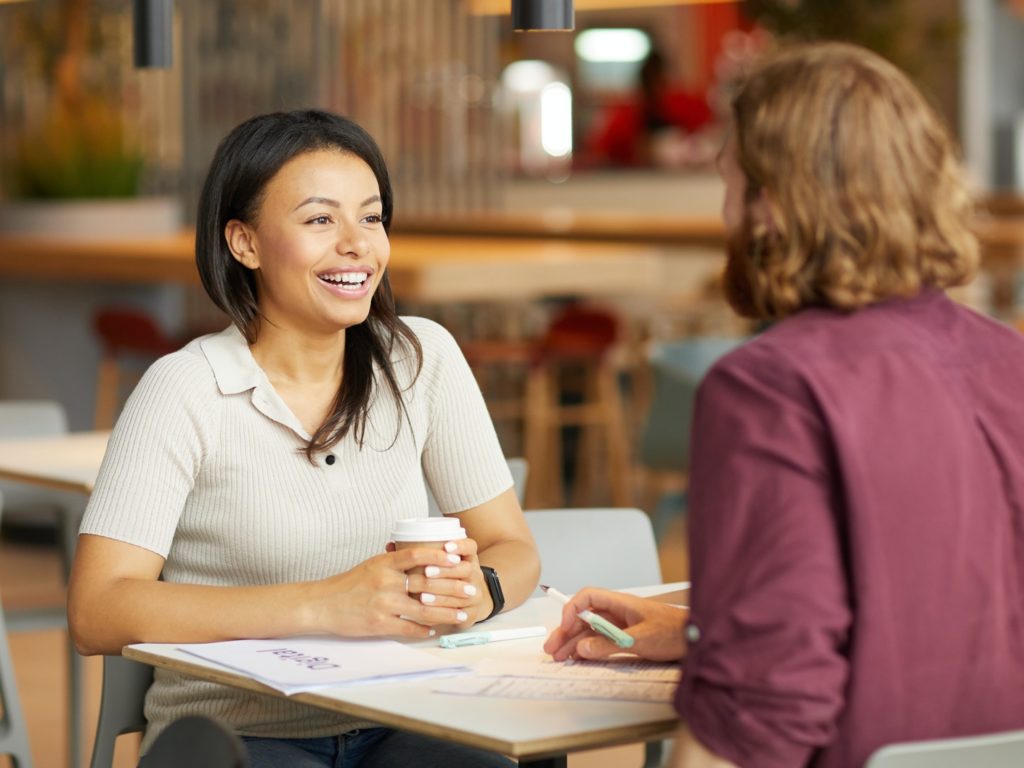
left=125, top=584, right=683, bottom=767
left=0, top=430, right=109, bottom=768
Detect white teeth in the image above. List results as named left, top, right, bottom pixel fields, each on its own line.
left=320, top=272, right=368, bottom=285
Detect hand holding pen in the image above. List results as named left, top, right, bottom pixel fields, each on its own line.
left=542, top=586, right=691, bottom=662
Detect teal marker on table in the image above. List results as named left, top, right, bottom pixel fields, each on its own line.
left=438, top=626, right=547, bottom=649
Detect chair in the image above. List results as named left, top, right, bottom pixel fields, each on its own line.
left=524, top=507, right=662, bottom=595
left=465, top=304, right=632, bottom=510
left=89, top=656, right=154, bottom=768
left=427, top=457, right=529, bottom=517
left=141, top=715, right=248, bottom=768
left=637, top=337, right=744, bottom=539
left=865, top=729, right=1024, bottom=767
left=524, top=507, right=664, bottom=767
left=0, top=491, right=36, bottom=768
left=93, top=308, right=189, bottom=429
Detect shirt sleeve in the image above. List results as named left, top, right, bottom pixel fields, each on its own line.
left=414, top=320, right=513, bottom=513
left=675, top=353, right=852, bottom=767
left=79, top=350, right=217, bottom=557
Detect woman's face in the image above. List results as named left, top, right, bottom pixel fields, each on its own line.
left=227, top=149, right=389, bottom=337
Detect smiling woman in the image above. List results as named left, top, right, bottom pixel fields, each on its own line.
left=67, top=109, right=539, bottom=768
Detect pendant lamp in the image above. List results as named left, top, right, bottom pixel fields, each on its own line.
left=512, top=0, right=574, bottom=31
left=133, top=0, right=173, bottom=68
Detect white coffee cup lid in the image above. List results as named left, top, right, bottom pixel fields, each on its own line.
left=391, top=517, right=467, bottom=542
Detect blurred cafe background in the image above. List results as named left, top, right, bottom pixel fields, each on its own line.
left=1, top=1, right=1024, bottom=765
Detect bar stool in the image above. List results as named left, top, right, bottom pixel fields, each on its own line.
left=465, top=304, right=632, bottom=509
left=92, top=308, right=188, bottom=429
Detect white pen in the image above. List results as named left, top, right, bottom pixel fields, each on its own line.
left=540, top=584, right=635, bottom=650
left=438, top=625, right=547, bottom=649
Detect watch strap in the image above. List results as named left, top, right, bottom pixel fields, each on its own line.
left=479, top=565, right=505, bottom=622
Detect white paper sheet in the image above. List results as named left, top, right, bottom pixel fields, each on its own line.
left=475, top=657, right=682, bottom=684
left=432, top=656, right=681, bottom=702
left=433, top=676, right=678, bottom=703
left=179, top=636, right=470, bottom=695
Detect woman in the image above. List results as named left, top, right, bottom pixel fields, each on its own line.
left=546, top=42, right=1024, bottom=767
left=68, top=109, right=539, bottom=767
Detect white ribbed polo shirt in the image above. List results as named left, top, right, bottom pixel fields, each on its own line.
left=80, top=317, right=512, bottom=751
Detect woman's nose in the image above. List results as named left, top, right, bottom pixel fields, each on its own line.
left=335, top=218, right=368, bottom=256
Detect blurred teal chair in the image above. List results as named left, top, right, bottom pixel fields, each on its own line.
left=638, top=337, right=745, bottom=540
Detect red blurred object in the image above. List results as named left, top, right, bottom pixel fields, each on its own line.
left=92, top=308, right=190, bottom=428
left=463, top=304, right=631, bottom=508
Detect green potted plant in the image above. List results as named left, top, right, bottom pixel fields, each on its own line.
left=0, top=0, right=180, bottom=237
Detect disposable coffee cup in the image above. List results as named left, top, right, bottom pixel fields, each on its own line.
left=392, top=518, right=467, bottom=581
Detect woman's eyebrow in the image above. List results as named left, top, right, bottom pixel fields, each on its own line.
left=293, top=196, right=340, bottom=211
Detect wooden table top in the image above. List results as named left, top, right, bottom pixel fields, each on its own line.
left=125, top=584, right=684, bottom=760
left=0, top=431, right=110, bottom=494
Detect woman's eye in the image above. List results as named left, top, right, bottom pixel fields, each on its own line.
left=308, top=215, right=332, bottom=225
left=363, top=213, right=383, bottom=224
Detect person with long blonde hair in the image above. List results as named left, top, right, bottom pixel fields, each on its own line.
left=546, top=42, right=1024, bottom=767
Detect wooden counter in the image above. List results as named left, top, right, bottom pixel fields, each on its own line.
left=0, top=231, right=712, bottom=304
left=2, top=217, right=1021, bottom=304
left=394, top=211, right=727, bottom=247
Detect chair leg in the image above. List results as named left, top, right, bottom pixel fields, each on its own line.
left=599, top=365, right=633, bottom=508
left=643, top=739, right=665, bottom=768
left=523, top=366, right=549, bottom=509
left=0, top=609, right=35, bottom=768
left=94, top=355, right=121, bottom=430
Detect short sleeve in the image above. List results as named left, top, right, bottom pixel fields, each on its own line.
left=79, top=350, right=218, bottom=557
left=675, top=354, right=852, bottom=767
left=412, top=319, right=513, bottom=513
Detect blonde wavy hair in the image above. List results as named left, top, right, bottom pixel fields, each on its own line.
left=724, top=42, right=978, bottom=320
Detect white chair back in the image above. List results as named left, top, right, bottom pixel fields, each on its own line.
left=526, top=507, right=665, bottom=768
left=524, top=507, right=661, bottom=596
left=89, top=656, right=153, bottom=768
left=866, top=730, right=1024, bottom=768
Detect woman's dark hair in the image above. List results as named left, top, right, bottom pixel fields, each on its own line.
left=195, top=109, right=422, bottom=460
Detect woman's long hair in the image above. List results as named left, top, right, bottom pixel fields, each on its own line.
left=724, top=42, right=978, bottom=319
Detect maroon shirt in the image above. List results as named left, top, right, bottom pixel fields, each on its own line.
left=675, top=290, right=1024, bottom=767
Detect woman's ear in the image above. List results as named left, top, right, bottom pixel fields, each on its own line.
left=225, top=220, right=259, bottom=270
left=749, top=188, right=781, bottom=238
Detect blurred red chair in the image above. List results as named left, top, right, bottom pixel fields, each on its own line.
left=93, top=308, right=189, bottom=429
left=464, top=304, right=632, bottom=509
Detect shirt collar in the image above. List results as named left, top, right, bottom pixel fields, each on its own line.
left=200, top=325, right=263, bottom=395
left=200, top=325, right=311, bottom=440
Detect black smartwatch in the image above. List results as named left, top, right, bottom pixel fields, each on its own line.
left=479, top=566, right=505, bottom=622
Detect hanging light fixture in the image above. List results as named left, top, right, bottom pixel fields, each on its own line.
left=470, top=0, right=737, bottom=11
left=133, top=0, right=173, bottom=68
left=512, top=0, right=574, bottom=31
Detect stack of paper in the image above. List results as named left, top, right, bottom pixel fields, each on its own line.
left=179, top=636, right=470, bottom=696
left=433, top=656, right=681, bottom=703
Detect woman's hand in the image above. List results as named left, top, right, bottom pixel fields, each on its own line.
left=391, top=538, right=490, bottom=627
left=310, top=547, right=476, bottom=639
left=543, top=587, right=689, bottom=662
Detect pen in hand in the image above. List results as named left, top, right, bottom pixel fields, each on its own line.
left=540, top=584, right=635, bottom=650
